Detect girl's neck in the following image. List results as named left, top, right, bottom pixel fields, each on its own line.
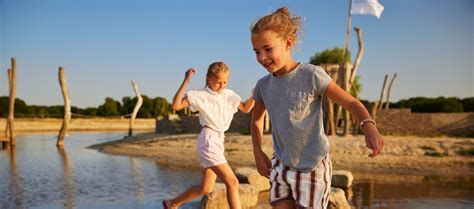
left=273, top=59, right=299, bottom=77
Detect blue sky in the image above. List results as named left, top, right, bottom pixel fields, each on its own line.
left=0, top=0, right=472, bottom=108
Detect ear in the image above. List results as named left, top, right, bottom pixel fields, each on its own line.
left=285, top=37, right=294, bottom=51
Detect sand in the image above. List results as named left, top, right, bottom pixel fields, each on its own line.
left=89, top=132, right=474, bottom=177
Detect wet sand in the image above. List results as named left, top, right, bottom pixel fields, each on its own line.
left=90, top=133, right=474, bottom=177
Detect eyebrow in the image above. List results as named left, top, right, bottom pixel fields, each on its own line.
left=253, top=44, right=271, bottom=51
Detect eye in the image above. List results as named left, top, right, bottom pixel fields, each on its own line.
left=265, top=47, right=272, bottom=52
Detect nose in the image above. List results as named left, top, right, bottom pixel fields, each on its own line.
left=257, top=53, right=266, bottom=62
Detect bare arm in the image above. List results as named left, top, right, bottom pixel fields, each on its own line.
left=171, top=68, right=196, bottom=111
left=325, top=80, right=384, bottom=158
left=239, top=96, right=255, bottom=113
left=251, top=100, right=271, bottom=178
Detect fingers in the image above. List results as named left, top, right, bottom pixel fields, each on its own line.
left=365, top=137, right=374, bottom=149
left=368, top=138, right=384, bottom=158
left=186, top=68, right=196, bottom=74
left=257, top=163, right=271, bottom=178
left=256, top=156, right=271, bottom=178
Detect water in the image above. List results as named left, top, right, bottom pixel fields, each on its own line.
left=0, top=132, right=202, bottom=209
left=1, top=132, right=473, bottom=209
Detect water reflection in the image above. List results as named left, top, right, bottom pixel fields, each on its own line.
left=57, top=146, right=76, bottom=209
left=8, top=147, right=24, bottom=209
left=130, top=158, right=145, bottom=208
left=350, top=173, right=474, bottom=209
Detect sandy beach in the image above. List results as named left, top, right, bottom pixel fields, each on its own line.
left=89, top=132, right=474, bottom=177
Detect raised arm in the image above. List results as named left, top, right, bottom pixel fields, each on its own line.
left=251, top=100, right=271, bottom=178
left=171, top=68, right=196, bottom=111
left=324, top=80, right=384, bottom=158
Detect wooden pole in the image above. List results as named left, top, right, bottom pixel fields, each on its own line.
left=339, top=0, right=352, bottom=136
left=129, top=80, right=143, bottom=136
left=348, top=27, right=364, bottom=89
left=57, top=67, right=71, bottom=146
left=6, top=57, right=16, bottom=146
left=385, top=73, right=398, bottom=109
left=378, top=75, right=388, bottom=110
left=321, top=64, right=338, bottom=135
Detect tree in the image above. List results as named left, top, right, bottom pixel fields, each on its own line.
left=309, top=47, right=351, bottom=65
left=461, top=97, right=474, bottom=112
left=121, top=96, right=134, bottom=115
left=153, top=97, right=171, bottom=117
left=97, top=97, right=121, bottom=116
left=137, top=95, right=153, bottom=118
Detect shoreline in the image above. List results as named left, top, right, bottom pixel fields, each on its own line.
left=90, top=132, right=474, bottom=178
left=0, top=118, right=156, bottom=132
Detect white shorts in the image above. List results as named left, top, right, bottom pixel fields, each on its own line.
left=269, top=154, right=332, bottom=209
left=196, top=127, right=227, bottom=168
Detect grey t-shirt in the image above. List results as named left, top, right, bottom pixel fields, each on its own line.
left=253, top=63, right=332, bottom=172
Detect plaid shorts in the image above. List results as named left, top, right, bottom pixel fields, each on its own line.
left=269, top=155, right=332, bottom=209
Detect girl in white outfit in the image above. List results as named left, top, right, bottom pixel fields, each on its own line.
left=164, top=61, right=255, bottom=209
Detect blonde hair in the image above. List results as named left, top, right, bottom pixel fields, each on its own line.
left=206, top=61, right=229, bottom=87
left=251, top=7, right=302, bottom=47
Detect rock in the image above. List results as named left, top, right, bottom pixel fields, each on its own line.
left=234, top=167, right=270, bottom=192
left=332, top=170, right=353, bottom=189
left=201, top=183, right=259, bottom=209
left=328, top=187, right=351, bottom=209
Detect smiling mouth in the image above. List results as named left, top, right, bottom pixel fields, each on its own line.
left=262, top=62, right=273, bottom=68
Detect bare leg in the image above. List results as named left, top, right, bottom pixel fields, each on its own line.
left=209, top=163, right=242, bottom=209
left=273, top=199, right=297, bottom=209
left=165, top=167, right=217, bottom=208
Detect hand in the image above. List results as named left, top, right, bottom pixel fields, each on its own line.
left=363, top=124, right=384, bottom=158
left=254, top=149, right=271, bottom=178
left=185, top=68, right=196, bottom=80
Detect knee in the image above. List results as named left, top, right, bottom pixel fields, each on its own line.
left=224, top=176, right=240, bottom=189
left=199, top=184, right=214, bottom=195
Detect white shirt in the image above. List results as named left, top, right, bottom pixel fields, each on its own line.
left=186, top=87, right=242, bottom=133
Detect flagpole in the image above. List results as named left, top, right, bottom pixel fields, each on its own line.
left=339, top=0, right=352, bottom=136
left=342, top=0, right=352, bottom=73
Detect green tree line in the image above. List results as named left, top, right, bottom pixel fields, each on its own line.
left=359, top=97, right=474, bottom=113
left=0, top=95, right=172, bottom=118
left=1, top=95, right=472, bottom=118
left=386, top=97, right=474, bottom=113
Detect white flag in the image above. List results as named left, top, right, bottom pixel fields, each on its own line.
left=351, top=0, right=384, bottom=18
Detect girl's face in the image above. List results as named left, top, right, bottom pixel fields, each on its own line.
left=207, top=71, right=229, bottom=93
left=251, top=30, right=293, bottom=75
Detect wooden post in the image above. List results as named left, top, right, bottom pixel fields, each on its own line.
left=348, top=27, right=364, bottom=136
left=129, top=80, right=143, bottom=136
left=340, top=0, right=353, bottom=136
left=369, top=101, right=379, bottom=120
left=378, top=75, right=388, bottom=110
left=57, top=67, right=71, bottom=146
left=385, top=73, right=398, bottom=109
left=6, top=57, right=16, bottom=146
left=320, top=64, right=339, bottom=135
left=348, top=27, right=364, bottom=90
